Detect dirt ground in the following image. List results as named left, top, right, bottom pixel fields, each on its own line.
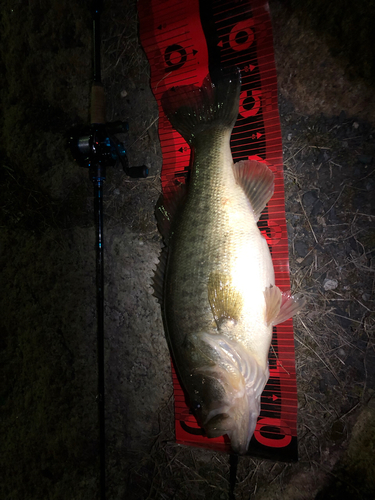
left=1, top=0, right=374, bottom=499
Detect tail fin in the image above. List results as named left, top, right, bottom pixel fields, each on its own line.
left=161, top=69, right=241, bottom=145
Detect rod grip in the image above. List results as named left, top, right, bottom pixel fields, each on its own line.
left=91, top=83, right=106, bottom=124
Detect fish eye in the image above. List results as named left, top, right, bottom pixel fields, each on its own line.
left=192, top=401, right=202, bottom=411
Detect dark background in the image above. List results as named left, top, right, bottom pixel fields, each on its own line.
left=1, top=0, right=374, bottom=498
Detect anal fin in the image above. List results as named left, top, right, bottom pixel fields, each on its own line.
left=155, top=181, right=187, bottom=243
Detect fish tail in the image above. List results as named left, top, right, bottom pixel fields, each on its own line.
left=161, top=69, right=241, bottom=145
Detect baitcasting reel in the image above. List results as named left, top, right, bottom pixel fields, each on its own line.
left=69, top=0, right=148, bottom=182
left=69, top=122, right=148, bottom=180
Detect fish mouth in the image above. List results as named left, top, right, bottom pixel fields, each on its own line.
left=201, top=387, right=259, bottom=455
left=203, top=405, right=258, bottom=455
left=192, top=333, right=269, bottom=455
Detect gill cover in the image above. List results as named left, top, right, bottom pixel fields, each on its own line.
left=195, top=333, right=268, bottom=455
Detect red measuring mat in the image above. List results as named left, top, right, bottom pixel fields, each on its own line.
left=139, top=0, right=298, bottom=461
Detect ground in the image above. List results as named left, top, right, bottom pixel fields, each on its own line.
left=0, top=0, right=374, bottom=499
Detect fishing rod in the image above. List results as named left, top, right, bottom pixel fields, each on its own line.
left=70, top=1, right=148, bottom=498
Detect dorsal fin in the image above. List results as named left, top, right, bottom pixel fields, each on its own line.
left=233, top=160, right=274, bottom=221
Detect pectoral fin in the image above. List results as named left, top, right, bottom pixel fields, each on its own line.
left=264, top=285, right=305, bottom=326
left=208, top=271, right=243, bottom=327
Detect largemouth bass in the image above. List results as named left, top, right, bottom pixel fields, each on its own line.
left=155, top=70, right=303, bottom=455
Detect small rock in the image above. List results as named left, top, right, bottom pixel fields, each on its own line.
left=316, top=215, right=326, bottom=227
left=357, top=154, right=373, bottom=164
left=300, top=254, right=314, bottom=267
left=295, top=241, right=309, bottom=258
left=329, top=420, right=346, bottom=442
left=302, top=191, right=318, bottom=210
left=323, top=278, right=338, bottom=291
left=317, top=150, right=330, bottom=164
left=287, top=222, right=294, bottom=240
left=287, top=133, right=292, bottom=140
left=121, top=89, right=128, bottom=98
left=311, top=199, right=324, bottom=216
left=353, top=192, right=368, bottom=211
left=352, top=121, right=359, bottom=129
left=326, top=206, right=339, bottom=224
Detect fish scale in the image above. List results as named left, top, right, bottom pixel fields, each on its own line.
left=166, top=134, right=272, bottom=354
